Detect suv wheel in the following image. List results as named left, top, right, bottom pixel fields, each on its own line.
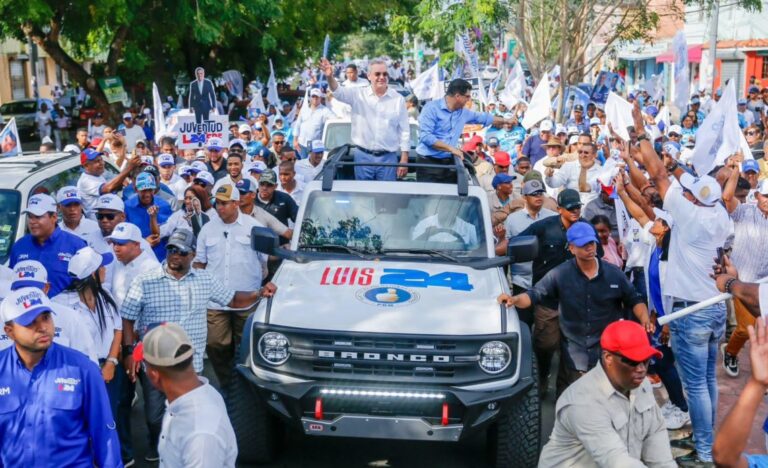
left=487, top=355, right=541, bottom=467
left=225, top=369, right=280, bottom=464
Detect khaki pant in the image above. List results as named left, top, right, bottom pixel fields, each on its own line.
left=725, top=298, right=756, bottom=356
left=207, top=305, right=256, bottom=389
left=533, top=304, right=560, bottom=392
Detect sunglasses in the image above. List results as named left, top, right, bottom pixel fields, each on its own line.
left=96, top=213, right=117, bottom=221
left=372, top=72, right=388, bottom=77
left=564, top=205, right=582, bottom=212
left=746, top=131, right=759, bottom=136
left=166, top=246, right=190, bottom=257
left=612, top=352, right=650, bottom=368
left=577, top=150, right=592, bottom=155
left=273, top=141, right=285, bottom=145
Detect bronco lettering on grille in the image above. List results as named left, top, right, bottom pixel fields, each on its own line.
left=316, top=350, right=450, bottom=362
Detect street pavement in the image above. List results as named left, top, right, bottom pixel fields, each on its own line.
left=125, top=343, right=767, bottom=467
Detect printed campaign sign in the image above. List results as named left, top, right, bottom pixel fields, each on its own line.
left=0, top=117, right=21, bottom=156
left=98, top=77, right=128, bottom=104
left=176, top=114, right=229, bottom=149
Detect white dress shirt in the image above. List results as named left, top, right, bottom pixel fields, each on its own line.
left=294, top=105, right=336, bottom=146
left=111, top=248, right=161, bottom=309
left=194, top=212, right=268, bottom=310
left=59, top=217, right=101, bottom=244
left=278, top=180, right=306, bottom=206
left=331, top=85, right=410, bottom=153
left=294, top=158, right=325, bottom=182
left=545, top=160, right=603, bottom=205
left=158, top=378, right=237, bottom=468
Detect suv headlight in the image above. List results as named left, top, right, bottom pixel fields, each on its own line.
left=258, top=332, right=290, bottom=366
left=478, top=341, right=511, bottom=374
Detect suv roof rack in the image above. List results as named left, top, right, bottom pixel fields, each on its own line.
left=320, top=148, right=475, bottom=196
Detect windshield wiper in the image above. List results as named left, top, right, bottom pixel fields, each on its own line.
left=378, top=248, right=460, bottom=263
left=298, top=243, right=374, bottom=259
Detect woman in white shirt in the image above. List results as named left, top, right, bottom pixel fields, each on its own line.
left=161, top=184, right=219, bottom=238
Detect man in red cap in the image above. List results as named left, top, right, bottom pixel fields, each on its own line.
left=480, top=151, right=513, bottom=194
left=462, top=137, right=493, bottom=180
left=539, top=320, right=675, bottom=467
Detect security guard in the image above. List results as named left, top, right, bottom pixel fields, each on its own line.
left=0, top=287, right=120, bottom=466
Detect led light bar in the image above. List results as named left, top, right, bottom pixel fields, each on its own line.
left=319, top=388, right=445, bottom=400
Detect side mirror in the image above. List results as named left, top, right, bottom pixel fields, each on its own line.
left=251, top=226, right=278, bottom=255
left=507, top=235, right=538, bottom=263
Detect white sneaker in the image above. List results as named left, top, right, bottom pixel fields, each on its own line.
left=660, top=401, right=676, bottom=417
left=665, top=407, right=690, bottom=430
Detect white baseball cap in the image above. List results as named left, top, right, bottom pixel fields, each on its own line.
left=106, top=222, right=143, bottom=245
left=67, top=246, right=114, bottom=280
left=310, top=88, right=324, bottom=98
left=238, top=124, right=252, bottom=134
left=11, top=260, right=48, bottom=290
left=0, top=287, right=56, bottom=326
left=23, top=194, right=57, bottom=216
left=142, top=322, right=195, bottom=367
left=311, top=140, right=325, bottom=153
left=195, top=150, right=207, bottom=161
left=668, top=124, right=683, bottom=136
left=679, top=173, right=722, bottom=207
left=122, top=112, right=133, bottom=120
left=247, top=161, right=268, bottom=174
left=156, top=153, right=175, bottom=167
left=194, top=171, right=215, bottom=186
left=539, top=120, right=554, bottom=132
left=206, top=137, right=224, bottom=150
left=56, top=186, right=82, bottom=205
left=652, top=208, right=675, bottom=228
left=229, top=138, right=246, bottom=149
left=191, top=161, right=208, bottom=173
left=94, top=194, right=125, bottom=213
left=140, top=155, right=155, bottom=166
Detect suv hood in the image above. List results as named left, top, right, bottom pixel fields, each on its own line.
left=267, top=260, right=505, bottom=335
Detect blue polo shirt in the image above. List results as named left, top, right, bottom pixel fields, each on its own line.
left=521, top=133, right=548, bottom=166
left=124, top=194, right=172, bottom=261
left=0, top=343, right=120, bottom=467
left=416, top=98, right=495, bottom=159
left=9, top=228, right=87, bottom=298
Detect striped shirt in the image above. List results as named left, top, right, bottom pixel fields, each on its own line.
left=730, top=204, right=768, bottom=282
left=120, top=264, right=235, bottom=372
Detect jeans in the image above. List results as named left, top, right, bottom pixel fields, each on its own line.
left=117, top=366, right=136, bottom=461
left=138, top=369, right=167, bottom=450
left=352, top=147, right=398, bottom=180
left=669, top=301, right=726, bottom=462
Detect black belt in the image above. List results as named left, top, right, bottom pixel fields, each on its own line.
left=673, top=300, right=698, bottom=309
left=354, top=146, right=393, bottom=156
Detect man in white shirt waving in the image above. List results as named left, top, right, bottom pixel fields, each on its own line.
left=321, top=57, right=410, bottom=181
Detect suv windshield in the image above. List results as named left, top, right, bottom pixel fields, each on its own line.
left=298, top=191, right=487, bottom=258
left=0, top=190, right=21, bottom=265
left=0, top=101, right=36, bottom=114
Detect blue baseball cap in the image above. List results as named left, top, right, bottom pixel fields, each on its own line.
left=566, top=221, right=599, bottom=247
left=491, top=173, right=515, bottom=189
left=80, top=148, right=103, bottom=165
left=737, top=98, right=748, bottom=106
left=236, top=179, right=256, bottom=193
left=487, top=137, right=500, bottom=147
left=135, top=172, right=157, bottom=191
left=0, top=287, right=56, bottom=326
left=56, top=186, right=82, bottom=206
left=742, top=159, right=760, bottom=173
left=644, top=105, right=659, bottom=117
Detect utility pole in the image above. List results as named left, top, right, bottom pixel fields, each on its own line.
left=708, top=0, right=719, bottom=93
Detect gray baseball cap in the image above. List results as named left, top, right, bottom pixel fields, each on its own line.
left=166, top=229, right=196, bottom=253
left=142, top=322, right=194, bottom=367
left=522, top=180, right=546, bottom=196
left=259, top=170, right=277, bottom=185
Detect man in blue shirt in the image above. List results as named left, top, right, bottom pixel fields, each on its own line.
left=416, top=79, right=511, bottom=182
left=565, top=104, right=590, bottom=134
left=125, top=172, right=172, bottom=261
left=521, top=120, right=553, bottom=166
left=9, top=194, right=87, bottom=298
left=0, top=287, right=120, bottom=467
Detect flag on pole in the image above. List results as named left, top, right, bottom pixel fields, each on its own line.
left=655, top=105, right=670, bottom=133
left=521, top=72, right=551, bottom=129
left=248, top=91, right=266, bottom=116
left=690, top=79, right=750, bottom=175
left=455, top=32, right=487, bottom=105
left=499, top=61, right=526, bottom=109
left=605, top=92, right=635, bottom=142
left=267, top=59, right=280, bottom=106
left=410, top=60, right=444, bottom=101
left=0, top=117, right=21, bottom=156
left=672, top=31, right=689, bottom=113
left=152, top=83, right=167, bottom=142
left=322, top=34, right=330, bottom=58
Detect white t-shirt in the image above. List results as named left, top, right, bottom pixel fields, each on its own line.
left=294, top=159, right=325, bottom=182
left=59, top=217, right=101, bottom=244
left=663, top=182, right=733, bottom=301
left=76, top=172, right=107, bottom=216
left=622, top=218, right=654, bottom=270
left=158, top=378, right=237, bottom=468
left=72, top=295, right=122, bottom=359
left=89, top=124, right=107, bottom=140
left=111, top=248, right=161, bottom=309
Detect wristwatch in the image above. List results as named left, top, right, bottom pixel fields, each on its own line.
left=106, top=357, right=119, bottom=366
left=636, top=133, right=649, bottom=142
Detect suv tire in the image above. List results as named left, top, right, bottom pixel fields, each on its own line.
left=487, top=355, right=541, bottom=467
left=225, top=369, right=279, bottom=464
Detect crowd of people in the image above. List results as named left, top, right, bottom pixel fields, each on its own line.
left=1, top=56, right=768, bottom=467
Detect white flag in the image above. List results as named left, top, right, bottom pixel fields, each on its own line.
left=0, top=117, right=21, bottom=156
left=605, top=92, right=634, bottom=142
left=672, top=31, right=689, bottom=113
left=410, top=61, right=443, bottom=101
left=655, top=106, right=670, bottom=131
left=691, top=79, right=747, bottom=174
left=248, top=92, right=266, bottom=115
left=267, top=60, right=280, bottom=106
left=152, top=83, right=167, bottom=143
left=521, top=72, right=551, bottom=129
left=499, top=61, right=526, bottom=109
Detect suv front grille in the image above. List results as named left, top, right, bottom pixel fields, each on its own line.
left=252, top=324, right=518, bottom=385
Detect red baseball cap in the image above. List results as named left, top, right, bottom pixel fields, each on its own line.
left=462, top=140, right=480, bottom=152
left=494, top=151, right=511, bottom=166
left=600, top=320, right=662, bottom=361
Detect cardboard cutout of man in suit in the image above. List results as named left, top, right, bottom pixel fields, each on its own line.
left=189, top=67, right=217, bottom=124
